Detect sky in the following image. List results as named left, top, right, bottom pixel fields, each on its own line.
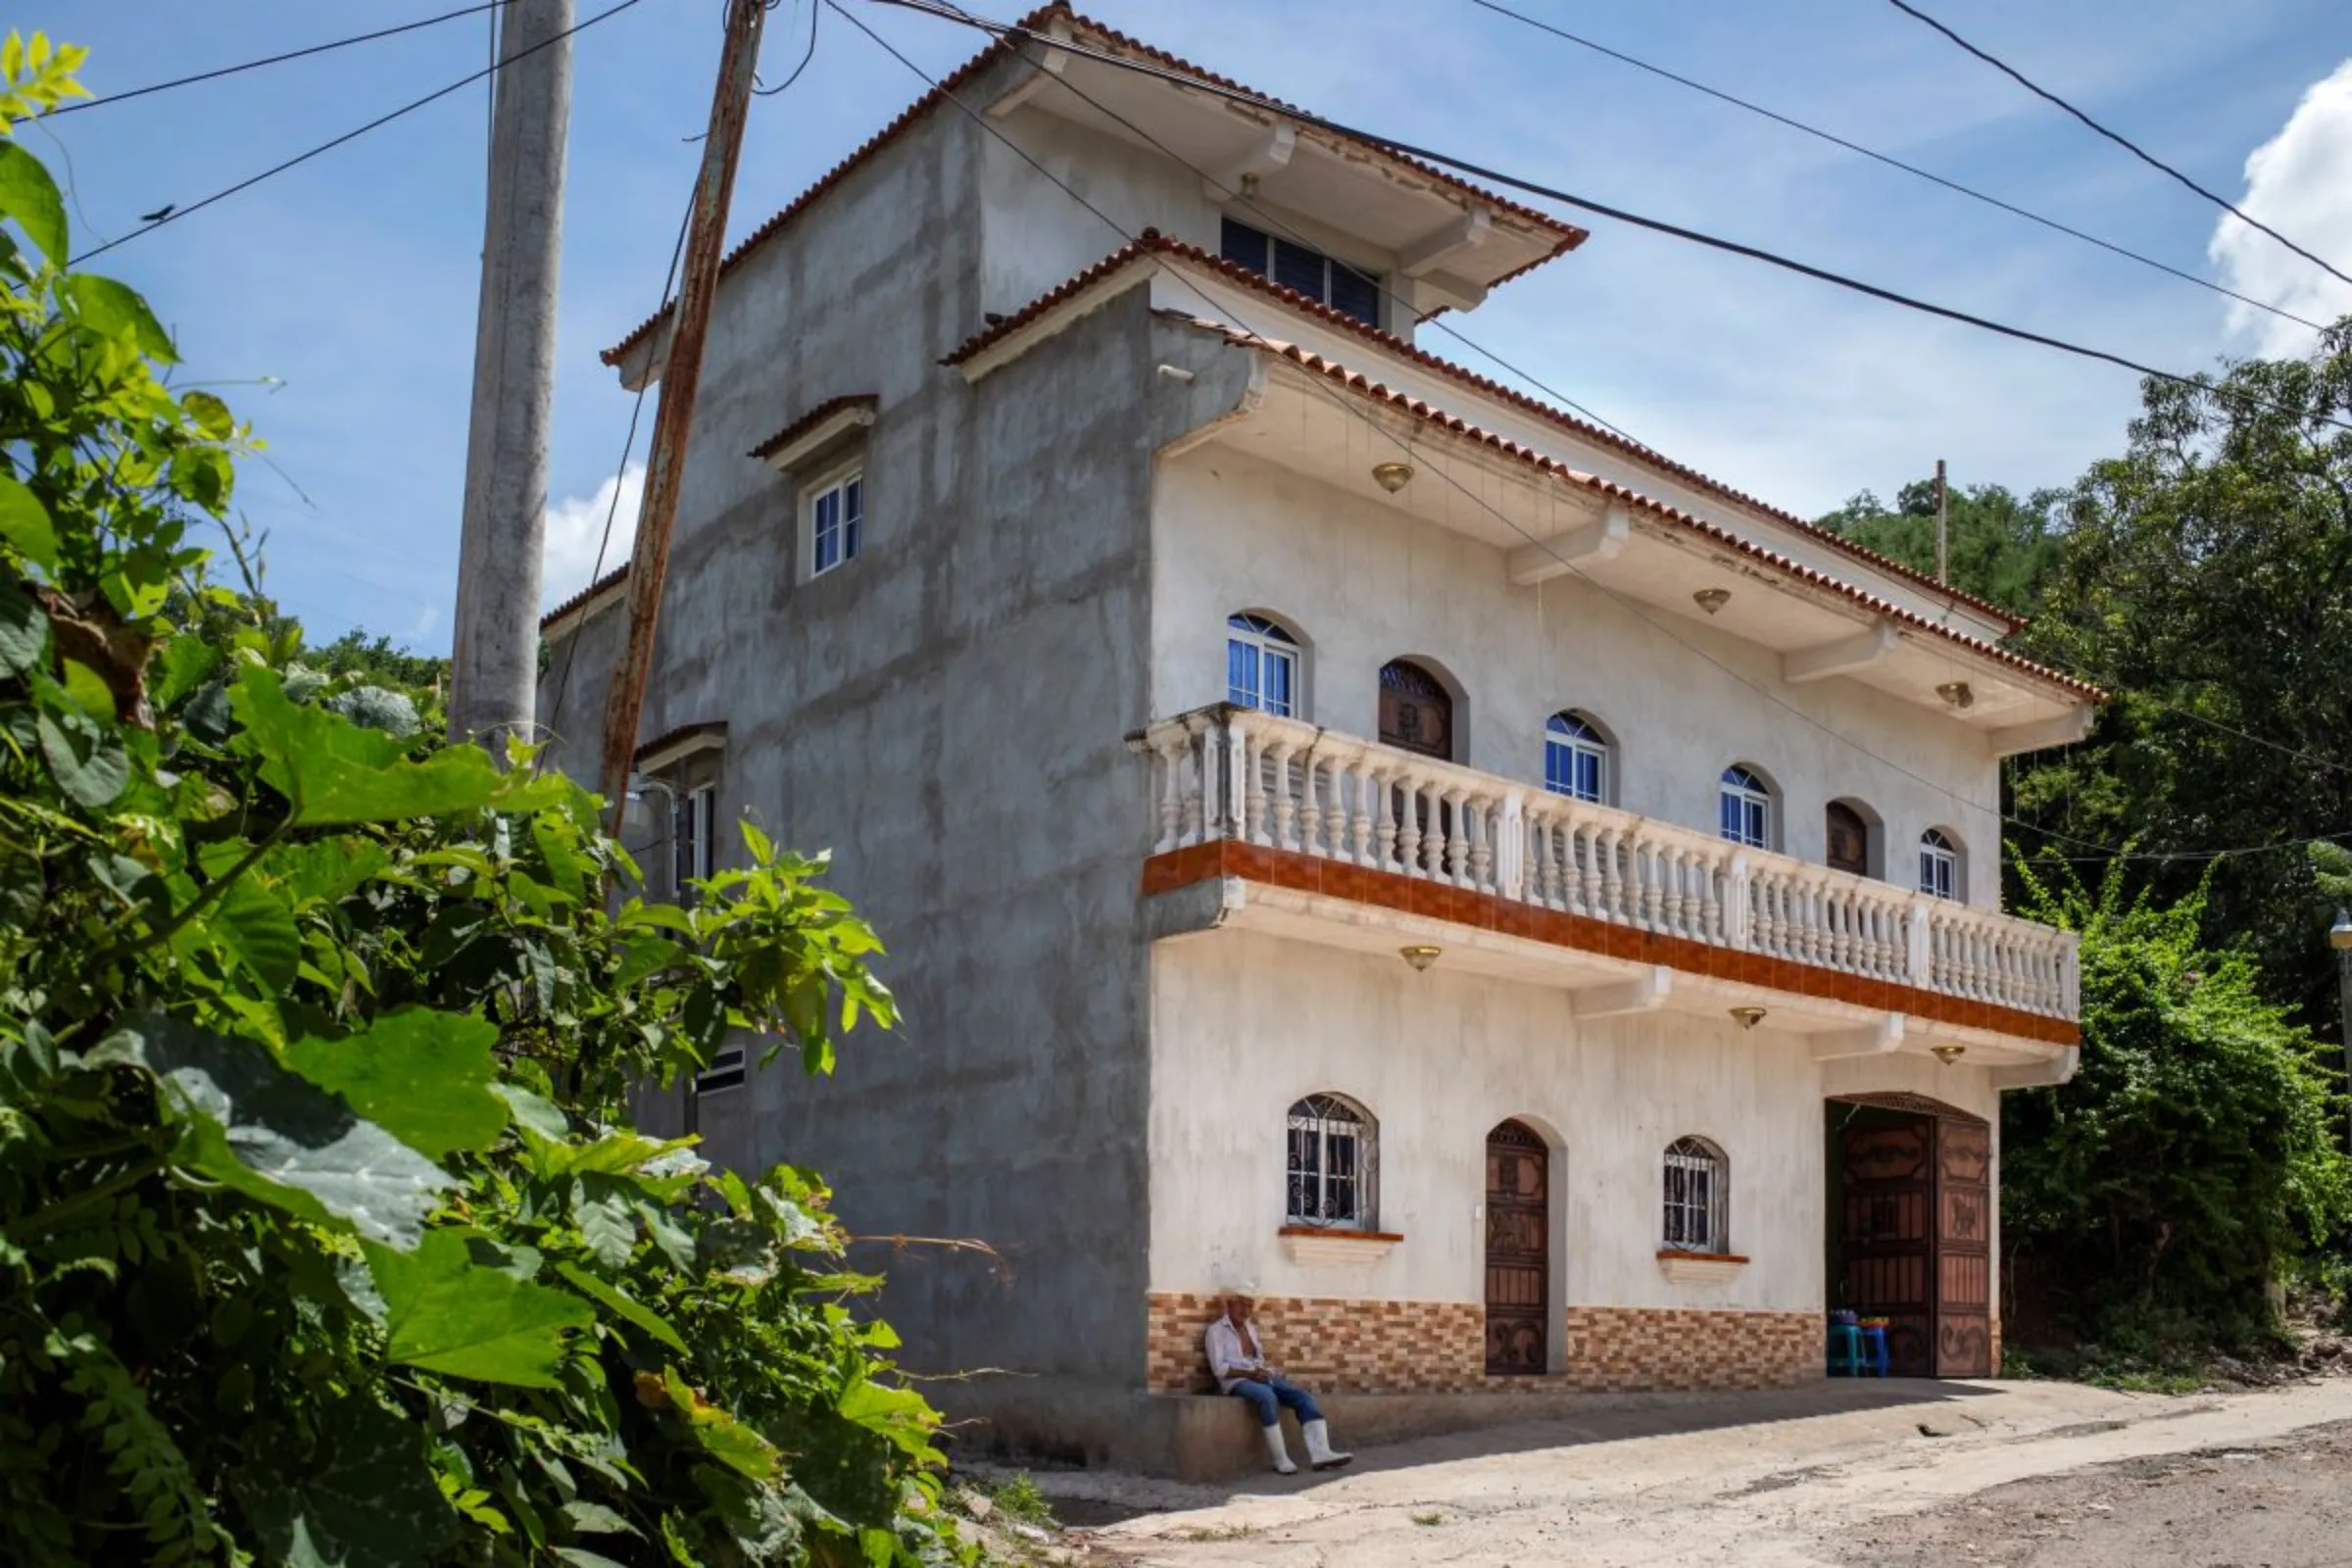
left=26, top=0, right=2352, bottom=652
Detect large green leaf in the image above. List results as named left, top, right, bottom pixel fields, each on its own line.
left=554, top=1260, right=688, bottom=1354
left=99, top=1015, right=448, bottom=1249
left=367, top=1230, right=594, bottom=1388
left=214, top=873, right=301, bottom=990
left=60, top=271, right=176, bottom=363
left=285, top=1009, right=507, bottom=1160
left=0, top=138, right=65, bottom=262
left=35, top=699, right=129, bottom=808
left=0, top=575, right=46, bottom=675
left=231, top=665, right=564, bottom=826
left=237, top=1393, right=457, bottom=1568
left=0, top=475, right=57, bottom=571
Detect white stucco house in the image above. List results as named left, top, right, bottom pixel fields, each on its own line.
left=537, top=4, right=2095, bottom=1475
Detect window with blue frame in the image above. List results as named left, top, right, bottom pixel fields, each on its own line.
left=809, top=470, right=863, bottom=575
left=1919, top=828, right=1960, bottom=900
left=1718, top=764, right=1772, bottom=849
left=1226, top=613, right=1299, bottom=717
left=1544, top=711, right=1610, bottom=804
left=1219, top=217, right=1384, bottom=328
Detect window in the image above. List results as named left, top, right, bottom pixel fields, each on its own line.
left=1662, top=1137, right=1728, bottom=1254
left=673, top=782, right=714, bottom=897
left=694, top=1045, right=746, bottom=1096
left=1227, top=613, right=1299, bottom=717
left=1920, top=828, right=1959, bottom=901
left=1287, top=1093, right=1376, bottom=1229
left=808, top=469, right=863, bottom=575
left=1544, top=711, right=1610, bottom=804
left=1220, top=217, right=1383, bottom=327
left=1718, top=765, right=1773, bottom=849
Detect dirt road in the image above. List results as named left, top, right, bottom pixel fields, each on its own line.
left=1009, top=1379, right=2352, bottom=1566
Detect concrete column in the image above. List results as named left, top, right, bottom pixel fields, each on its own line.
left=450, top=0, right=574, bottom=749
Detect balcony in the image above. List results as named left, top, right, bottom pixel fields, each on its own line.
left=1133, top=707, right=2078, bottom=1059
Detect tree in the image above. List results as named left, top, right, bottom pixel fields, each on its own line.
left=1814, top=477, right=2068, bottom=619
left=2001, top=858, right=2349, bottom=1348
left=2010, top=320, right=2352, bottom=1034
left=0, top=39, right=960, bottom=1567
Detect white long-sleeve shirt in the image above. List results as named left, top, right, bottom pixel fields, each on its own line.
left=1204, top=1316, right=1273, bottom=1395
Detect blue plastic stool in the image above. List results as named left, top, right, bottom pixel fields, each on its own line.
left=1859, top=1325, right=1889, bottom=1377
left=1827, top=1322, right=1864, bottom=1376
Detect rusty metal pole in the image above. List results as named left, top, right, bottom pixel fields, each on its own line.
left=598, top=0, right=767, bottom=832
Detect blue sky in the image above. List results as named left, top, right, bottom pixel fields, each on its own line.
left=28, top=0, right=2352, bottom=651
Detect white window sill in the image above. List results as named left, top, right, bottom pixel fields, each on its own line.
left=1655, top=1250, right=1749, bottom=1286
left=1279, top=1226, right=1403, bottom=1266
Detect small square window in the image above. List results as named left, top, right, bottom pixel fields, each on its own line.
left=695, top=1046, right=747, bottom=1096
left=809, top=470, right=863, bottom=576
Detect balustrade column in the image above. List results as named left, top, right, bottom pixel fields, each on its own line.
left=1498, top=792, right=1526, bottom=902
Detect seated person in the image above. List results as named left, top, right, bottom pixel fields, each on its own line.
left=1203, top=1292, right=1352, bottom=1475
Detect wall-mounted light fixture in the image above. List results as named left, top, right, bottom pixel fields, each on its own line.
left=1729, top=1005, right=1767, bottom=1031
left=1692, top=587, right=1731, bottom=615
left=1931, top=1044, right=1966, bottom=1064
left=1399, top=944, right=1443, bottom=972
left=1936, top=681, right=1975, bottom=710
left=1372, top=461, right=1415, bottom=494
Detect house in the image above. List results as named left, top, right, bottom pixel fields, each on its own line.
left=536, top=5, right=2094, bottom=1477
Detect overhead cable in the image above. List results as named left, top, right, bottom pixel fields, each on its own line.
left=1468, top=0, right=2329, bottom=334
left=1882, top=0, right=2352, bottom=290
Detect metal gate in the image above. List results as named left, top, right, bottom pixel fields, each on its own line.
left=1484, top=1120, right=1547, bottom=1375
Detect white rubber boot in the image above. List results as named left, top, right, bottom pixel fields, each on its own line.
left=1261, top=1423, right=1298, bottom=1475
left=1301, top=1419, right=1352, bottom=1471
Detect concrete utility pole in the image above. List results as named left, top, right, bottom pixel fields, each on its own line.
left=597, top=0, right=767, bottom=830
left=1935, top=458, right=1949, bottom=586
left=450, top=0, right=575, bottom=750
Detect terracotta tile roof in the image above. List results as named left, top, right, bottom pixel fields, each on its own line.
left=600, top=4, right=1583, bottom=368
left=1205, top=325, right=2102, bottom=703
left=748, top=393, right=880, bottom=461
left=541, top=563, right=628, bottom=633
left=943, top=232, right=2030, bottom=633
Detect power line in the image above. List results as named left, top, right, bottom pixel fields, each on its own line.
left=859, top=0, right=2352, bottom=436
left=70, top=0, right=650, bottom=266
left=756, top=0, right=821, bottom=95
left=825, top=0, right=2163, bottom=868
left=1881, top=0, right=2352, bottom=291
left=50, top=1, right=511, bottom=119
left=1465, top=0, right=2329, bottom=335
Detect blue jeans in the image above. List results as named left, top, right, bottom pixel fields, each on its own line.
left=1227, top=1377, right=1323, bottom=1429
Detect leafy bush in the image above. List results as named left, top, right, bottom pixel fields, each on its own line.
left=2002, top=854, right=2351, bottom=1351
left=0, top=36, right=957, bottom=1567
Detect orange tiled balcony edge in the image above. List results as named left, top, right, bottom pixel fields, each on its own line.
left=1142, top=839, right=2080, bottom=1049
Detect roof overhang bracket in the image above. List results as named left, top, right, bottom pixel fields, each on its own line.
left=1571, top=964, right=1671, bottom=1020
left=986, top=25, right=1071, bottom=119
left=1398, top=207, right=1492, bottom=277
left=1987, top=707, right=2094, bottom=758
left=1507, top=501, right=1628, bottom=586
left=1810, top=1012, right=1905, bottom=1061
left=1783, top=618, right=1900, bottom=685
left=1991, top=1046, right=2079, bottom=1090
left=1200, top=124, right=1297, bottom=201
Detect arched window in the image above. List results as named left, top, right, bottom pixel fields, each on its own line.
left=1919, top=828, right=1960, bottom=901
left=1378, top=659, right=1455, bottom=760
left=1662, top=1136, right=1728, bottom=1254
left=1544, top=710, right=1610, bottom=804
left=1226, top=613, right=1299, bottom=717
left=1826, top=800, right=1874, bottom=877
left=1287, top=1094, right=1377, bottom=1230
left=1718, top=765, right=1773, bottom=849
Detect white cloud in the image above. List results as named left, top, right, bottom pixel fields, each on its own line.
left=2211, top=59, right=2352, bottom=359
left=540, top=462, right=643, bottom=611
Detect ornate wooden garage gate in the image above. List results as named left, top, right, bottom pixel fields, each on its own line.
left=1833, top=1096, right=1992, bottom=1379
left=1484, top=1120, right=1547, bottom=1375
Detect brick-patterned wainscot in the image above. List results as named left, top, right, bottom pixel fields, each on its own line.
left=1148, top=1293, right=1482, bottom=1394
left=1149, top=1295, right=1823, bottom=1395
left=1561, top=1306, right=1820, bottom=1392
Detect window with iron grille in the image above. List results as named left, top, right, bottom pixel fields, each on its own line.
left=1919, top=828, right=1959, bottom=900
left=1219, top=217, right=1383, bottom=327
left=1662, top=1136, right=1728, bottom=1253
left=1226, top=612, right=1300, bottom=717
left=1718, top=764, right=1772, bottom=849
left=1544, top=710, right=1610, bottom=804
left=1287, top=1094, right=1376, bottom=1229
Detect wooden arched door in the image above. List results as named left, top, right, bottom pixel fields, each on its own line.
left=1826, top=801, right=1870, bottom=877
left=1484, top=1120, right=1548, bottom=1375
left=1378, top=660, right=1454, bottom=760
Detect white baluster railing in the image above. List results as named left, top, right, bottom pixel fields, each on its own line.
left=1132, top=706, right=2078, bottom=1020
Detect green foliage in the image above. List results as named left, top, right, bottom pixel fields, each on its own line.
left=1814, top=476, right=2068, bottom=619
left=0, top=43, right=962, bottom=1568
left=2001, top=856, right=2351, bottom=1348
left=986, top=1474, right=1054, bottom=1528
